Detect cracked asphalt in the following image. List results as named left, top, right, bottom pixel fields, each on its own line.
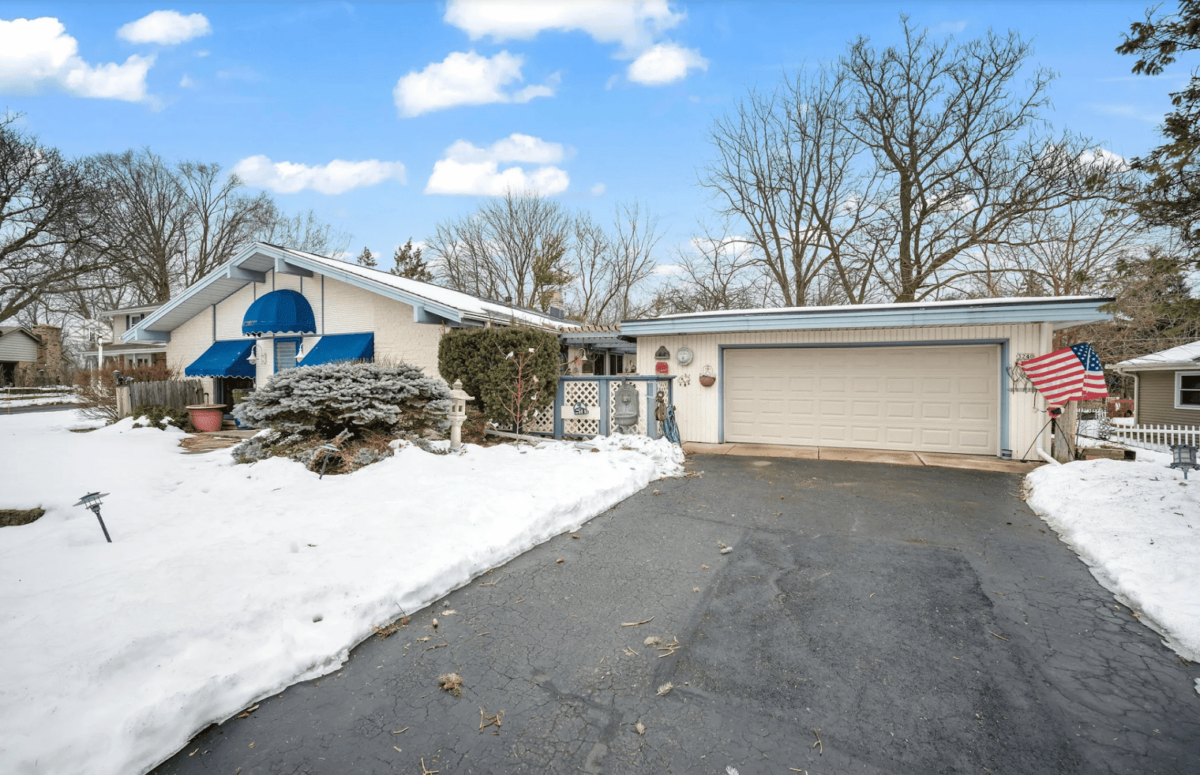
left=154, top=454, right=1200, bottom=775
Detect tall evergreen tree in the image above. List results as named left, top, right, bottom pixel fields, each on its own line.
left=1118, top=1, right=1200, bottom=258
left=389, top=238, right=433, bottom=282
left=356, top=247, right=376, bottom=268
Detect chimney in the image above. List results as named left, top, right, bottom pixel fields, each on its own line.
left=32, top=325, right=65, bottom=384
left=549, top=290, right=565, bottom=320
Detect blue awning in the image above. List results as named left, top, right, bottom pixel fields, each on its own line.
left=242, top=289, right=316, bottom=336
left=185, top=340, right=256, bottom=378
left=298, top=333, right=374, bottom=366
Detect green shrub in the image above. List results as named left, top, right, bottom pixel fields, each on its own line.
left=438, top=327, right=560, bottom=425
left=132, top=404, right=190, bottom=430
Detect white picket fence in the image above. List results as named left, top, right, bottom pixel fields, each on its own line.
left=1107, top=424, right=1200, bottom=452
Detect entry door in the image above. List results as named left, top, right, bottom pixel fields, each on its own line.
left=724, top=345, right=1000, bottom=454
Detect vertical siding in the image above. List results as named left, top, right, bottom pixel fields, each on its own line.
left=1135, top=370, right=1200, bottom=426
left=638, top=324, right=1050, bottom=460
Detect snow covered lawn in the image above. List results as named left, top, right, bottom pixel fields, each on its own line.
left=1026, top=457, right=1200, bottom=667
left=0, top=387, right=81, bottom=408
left=0, top=410, right=683, bottom=775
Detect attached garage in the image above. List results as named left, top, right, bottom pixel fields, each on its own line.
left=623, top=297, right=1112, bottom=462
left=724, top=345, right=1000, bottom=454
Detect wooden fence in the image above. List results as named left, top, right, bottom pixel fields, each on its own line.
left=115, top=380, right=205, bottom=419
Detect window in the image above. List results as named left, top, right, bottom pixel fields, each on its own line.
left=275, top=338, right=301, bottom=372
left=1177, top=371, right=1200, bottom=410
left=126, top=313, right=144, bottom=329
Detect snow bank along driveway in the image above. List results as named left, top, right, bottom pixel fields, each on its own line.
left=0, top=411, right=683, bottom=775
left=1026, top=458, right=1200, bottom=666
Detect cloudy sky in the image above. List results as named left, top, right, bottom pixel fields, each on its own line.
left=0, top=1, right=1186, bottom=266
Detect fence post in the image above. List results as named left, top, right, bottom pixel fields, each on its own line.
left=598, top=379, right=610, bottom=436
left=553, top=379, right=564, bottom=440
left=645, top=382, right=658, bottom=439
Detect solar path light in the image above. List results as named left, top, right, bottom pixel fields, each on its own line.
left=74, top=492, right=113, bottom=543
left=318, top=444, right=339, bottom=479
left=1170, top=444, right=1199, bottom=480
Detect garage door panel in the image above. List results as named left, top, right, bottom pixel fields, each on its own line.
left=724, top=345, right=999, bottom=455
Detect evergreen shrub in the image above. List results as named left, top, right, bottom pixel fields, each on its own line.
left=437, top=327, right=560, bottom=423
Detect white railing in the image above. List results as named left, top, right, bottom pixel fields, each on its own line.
left=1107, top=424, right=1200, bottom=452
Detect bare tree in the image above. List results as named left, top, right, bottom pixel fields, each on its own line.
left=0, top=117, right=111, bottom=323
left=255, top=206, right=352, bottom=258
left=842, top=19, right=1107, bottom=301
left=650, top=224, right=765, bottom=315
left=701, top=69, right=884, bottom=306
left=429, top=191, right=573, bottom=310
left=566, top=202, right=663, bottom=323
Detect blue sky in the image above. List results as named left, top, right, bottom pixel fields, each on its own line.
left=0, top=1, right=1187, bottom=267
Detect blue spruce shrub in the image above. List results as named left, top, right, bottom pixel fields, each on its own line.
left=233, top=362, right=452, bottom=440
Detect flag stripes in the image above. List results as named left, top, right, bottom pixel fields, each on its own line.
left=1019, top=344, right=1108, bottom=408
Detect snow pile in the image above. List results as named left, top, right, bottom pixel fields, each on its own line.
left=0, top=412, right=676, bottom=775
left=566, top=434, right=686, bottom=480
left=1026, top=459, right=1200, bottom=661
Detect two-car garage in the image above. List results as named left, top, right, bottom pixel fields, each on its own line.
left=723, top=345, right=1000, bottom=455
left=624, top=297, right=1114, bottom=462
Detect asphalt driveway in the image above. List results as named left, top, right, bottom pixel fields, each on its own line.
left=154, top=454, right=1199, bottom=775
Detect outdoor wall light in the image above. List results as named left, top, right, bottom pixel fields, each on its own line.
left=247, top=344, right=259, bottom=365
left=74, top=491, right=113, bottom=543
left=1170, top=444, right=1199, bottom=480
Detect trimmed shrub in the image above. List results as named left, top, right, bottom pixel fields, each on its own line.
left=438, top=327, right=560, bottom=425
left=233, top=361, right=452, bottom=440
left=132, top=403, right=190, bottom=430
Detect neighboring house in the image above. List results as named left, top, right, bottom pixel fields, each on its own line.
left=621, top=297, right=1112, bottom=461
left=122, top=242, right=576, bottom=407
left=0, top=325, right=67, bottom=386
left=1111, top=341, right=1200, bottom=427
left=80, top=305, right=167, bottom=370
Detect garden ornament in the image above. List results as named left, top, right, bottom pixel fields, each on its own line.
left=74, top=491, right=112, bottom=543
left=612, top=381, right=640, bottom=433
left=449, top=379, right=475, bottom=451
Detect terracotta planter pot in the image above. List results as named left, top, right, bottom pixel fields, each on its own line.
left=186, top=404, right=225, bottom=433
left=699, top=375, right=716, bottom=387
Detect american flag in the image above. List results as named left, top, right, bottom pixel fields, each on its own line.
left=1019, top=344, right=1108, bottom=408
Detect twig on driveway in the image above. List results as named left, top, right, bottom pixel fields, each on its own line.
left=421, top=757, right=439, bottom=774
left=621, top=617, right=654, bottom=627
left=812, top=728, right=823, bottom=755
left=991, top=632, right=1010, bottom=642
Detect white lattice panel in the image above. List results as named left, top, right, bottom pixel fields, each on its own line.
left=564, top=381, right=600, bottom=436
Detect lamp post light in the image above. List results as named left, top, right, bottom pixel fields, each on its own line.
left=448, top=380, right=475, bottom=451
left=1170, top=444, right=1199, bottom=480
left=74, top=491, right=113, bottom=543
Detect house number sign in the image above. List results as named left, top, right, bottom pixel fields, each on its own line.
left=573, top=400, right=589, bottom=416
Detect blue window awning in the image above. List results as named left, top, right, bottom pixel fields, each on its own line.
left=185, top=340, right=256, bottom=378
left=242, top=289, right=316, bottom=336
left=298, top=333, right=374, bottom=367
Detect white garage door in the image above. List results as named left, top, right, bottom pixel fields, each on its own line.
left=724, top=345, right=1000, bottom=455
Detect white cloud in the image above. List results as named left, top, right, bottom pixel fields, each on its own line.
left=118, top=11, right=211, bottom=45
left=179, top=74, right=195, bottom=88
left=591, top=183, right=606, bottom=196
left=233, top=156, right=407, bottom=195
left=444, top=0, right=683, bottom=54
left=651, top=263, right=684, bottom=277
left=934, top=20, right=968, bottom=34
left=0, top=17, right=153, bottom=102
left=393, top=50, right=556, bottom=117
left=426, top=134, right=570, bottom=195
left=627, top=41, right=707, bottom=85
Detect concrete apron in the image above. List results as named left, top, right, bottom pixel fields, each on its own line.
left=682, top=442, right=1042, bottom=474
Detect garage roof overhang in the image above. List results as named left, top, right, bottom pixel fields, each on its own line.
left=620, top=296, right=1114, bottom=336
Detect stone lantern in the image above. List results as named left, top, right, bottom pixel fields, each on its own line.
left=449, top=379, right=474, bottom=451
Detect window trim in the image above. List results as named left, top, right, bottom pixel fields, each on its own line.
left=1175, top=370, right=1200, bottom=410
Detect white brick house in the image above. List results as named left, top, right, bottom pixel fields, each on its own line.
left=122, top=242, right=575, bottom=407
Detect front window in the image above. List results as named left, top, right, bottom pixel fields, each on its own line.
left=275, top=338, right=300, bottom=372
left=1177, top=372, right=1200, bottom=409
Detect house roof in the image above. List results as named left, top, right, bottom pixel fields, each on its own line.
left=100, top=304, right=160, bottom=318
left=121, top=242, right=577, bottom=344
left=620, top=296, right=1114, bottom=336
left=1113, top=340, right=1200, bottom=371
left=0, top=326, right=40, bottom=343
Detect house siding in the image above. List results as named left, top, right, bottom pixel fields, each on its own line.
left=1135, top=370, right=1200, bottom=426
left=0, top=331, right=38, bottom=361
left=163, top=269, right=449, bottom=395
left=636, top=322, right=1052, bottom=460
